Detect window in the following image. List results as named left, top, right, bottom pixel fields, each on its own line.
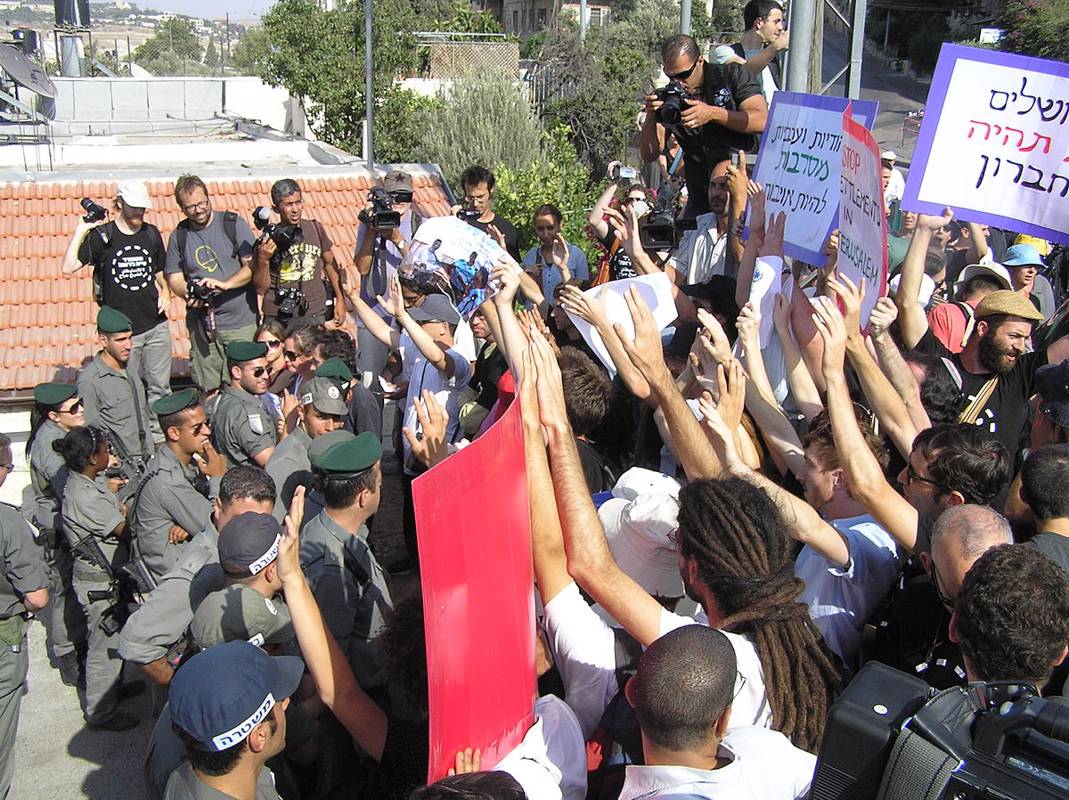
left=589, top=7, right=603, bottom=26
left=512, top=9, right=519, bottom=30
left=537, top=7, right=546, bottom=27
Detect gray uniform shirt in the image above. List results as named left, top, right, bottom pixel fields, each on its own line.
left=265, top=427, right=312, bottom=521
left=212, top=386, right=277, bottom=469
left=118, top=523, right=222, bottom=665
left=78, top=353, right=153, bottom=465
left=0, top=504, right=48, bottom=619
left=61, top=471, right=125, bottom=581
left=26, top=420, right=67, bottom=533
left=299, top=509, right=392, bottom=689
left=162, top=762, right=280, bottom=800
left=133, top=447, right=215, bottom=581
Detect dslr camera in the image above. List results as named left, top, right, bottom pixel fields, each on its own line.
left=358, top=188, right=401, bottom=233
left=456, top=206, right=482, bottom=224
left=655, top=81, right=691, bottom=129
left=80, top=198, right=108, bottom=223
left=638, top=180, right=695, bottom=251
left=276, top=286, right=308, bottom=320
left=252, top=205, right=304, bottom=266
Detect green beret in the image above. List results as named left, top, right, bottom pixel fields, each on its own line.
left=33, top=382, right=77, bottom=407
left=316, top=357, right=354, bottom=384
left=308, top=430, right=356, bottom=469
left=315, top=432, right=382, bottom=476
left=97, top=306, right=132, bottom=334
left=225, top=341, right=268, bottom=363
left=152, top=387, right=200, bottom=417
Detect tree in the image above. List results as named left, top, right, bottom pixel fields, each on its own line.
left=434, top=0, right=502, bottom=33
left=133, top=18, right=202, bottom=64
left=374, top=86, right=444, bottom=165
left=998, top=0, right=1069, bottom=62
left=231, top=25, right=271, bottom=75
left=204, top=37, right=218, bottom=68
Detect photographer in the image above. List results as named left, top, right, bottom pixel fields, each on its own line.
left=165, top=175, right=259, bottom=393
left=61, top=181, right=173, bottom=444
left=457, top=165, right=521, bottom=262
left=640, top=35, right=767, bottom=219
left=253, top=178, right=347, bottom=328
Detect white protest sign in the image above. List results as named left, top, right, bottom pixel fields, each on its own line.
left=838, top=111, right=888, bottom=330
left=748, top=256, right=783, bottom=348
left=750, top=92, right=879, bottom=265
left=902, top=44, right=1069, bottom=245
left=410, top=216, right=509, bottom=271
left=565, top=273, right=677, bottom=377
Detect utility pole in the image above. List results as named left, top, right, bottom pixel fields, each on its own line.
left=679, top=0, right=691, bottom=34
left=579, top=0, right=588, bottom=42
left=785, top=0, right=815, bottom=92
left=364, top=0, right=374, bottom=169
left=224, top=13, right=230, bottom=74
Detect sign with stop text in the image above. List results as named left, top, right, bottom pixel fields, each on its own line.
left=838, top=110, right=888, bottom=330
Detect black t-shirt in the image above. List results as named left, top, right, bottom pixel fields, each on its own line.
left=576, top=436, right=614, bottom=494
left=914, top=329, right=1046, bottom=461
left=470, top=341, right=508, bottom=411
left=1027, top=531, right=1069, bottom=579
left=79, top=222, right=166, bottom=335
left=600, top=230, right=639, bottom=281
left=675, top=62, right=763, bottom=215
left=470, top=213, right=521, bottom=262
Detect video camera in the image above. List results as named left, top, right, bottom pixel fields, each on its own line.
left=456, top=206, right=482, bottom=224
left=638, top=179, right=695, bottom=251
left=612, top=164, right=639, bottom=182
left=655, top=81, right=691, bottom=130
left=358, top=188, right=402, bottom=234
left=80, top=198, right=107, bottom=223
left=810, top=661, right=1069, bottom=800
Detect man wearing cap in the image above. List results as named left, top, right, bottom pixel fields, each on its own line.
left=881, top=151, right=905, bottom=206
left=130, top=389, right=228, bottom=583
left=265, top=377, right=347, bottom=521
left=253, top=178, right=347, bottom=327
left=302, top=432, right=393, bottom=694
left=926, top=262, right=1013, bottom=354
left=212, top=342, right=278, bottom=469
left=353, top=169, right=421, bottom=386
left=62, top=180, right=173, bottom=443
left=315, top=354, right=382, bottom=442
left=1003, top=242, right=1055, bottom=319
left=119, top=466, right=277, bottom=689
left=164, top=640, right=301, bottom=799
left=77, top=305, right=154, bottom=473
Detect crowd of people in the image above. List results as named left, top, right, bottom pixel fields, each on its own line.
left=0, top=5, right=1067, bottom=799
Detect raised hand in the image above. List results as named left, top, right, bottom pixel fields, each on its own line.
left=447, top=748, right=482, bottom=776
left=375, top=274, right=406, bottom=319
left=772, top=291, right=791, bottom=333
left=402, top=390, right=449, bottom=469
left=551, top=233, right=570, bottom=269
left=617, top=287, right=671, bottom=389
left=559, top=285, right=607, bottom=327
left=735, top=301, right=761, bottom=351
left=811, top=295, right=848, bottom=375
left=696, top=308, right=733, bottom=365
left=714, top=358, right=747, bottom=432
left=529, top=327, right=569, bottom=432
left=278, top=485, right=305, bottom=585
left=867, top=296, right=898, bottom=339
left=825, top=271, right=865, bottom=340
left=918, top=206, right=954, bottom=232
left=757, top=210, right=786, bottom=258
left=490, top=257, right=522, bottom=306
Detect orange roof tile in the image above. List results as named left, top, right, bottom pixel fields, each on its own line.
left=0, top=168, right=453, bottom=392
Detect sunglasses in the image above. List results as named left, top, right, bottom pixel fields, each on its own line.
left=284, top=350, right=300, bottom=361
left=390, top=191, right=413, bottom=204
left=666, top=58, right=700, bottom=82
left=260, top=340, right=282, bottom=349
left=249, top=366, right=268, bottom=378
left=188, top=422, right=208, bottom=436
left=59, top=400, right=83, bottom=414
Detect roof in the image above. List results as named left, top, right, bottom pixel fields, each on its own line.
left=0, top=169, right=453, bottom=396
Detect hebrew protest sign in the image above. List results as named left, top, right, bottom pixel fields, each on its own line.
left=751, top=92, right=879, bottom=265
left=414, top=399, right=536, bottom=782
left=839, top=110, right=889, bottom=330
left=902, top=44, right=1069, bottom=245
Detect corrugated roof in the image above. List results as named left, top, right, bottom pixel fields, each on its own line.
left=0, top=171, right=453, bottom=394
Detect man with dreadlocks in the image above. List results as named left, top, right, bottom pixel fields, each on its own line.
left=528, top=291, right=839, bottom=754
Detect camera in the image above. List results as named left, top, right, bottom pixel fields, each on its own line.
left=188, top=279, right=214, bottom=304
left=456, top=207, right=482, bottom=224
left=810, top=661, right=1069, bottom=800
left=655, top=81, right=691, bottom=128
left=80, top=198, right=107, bottom=223
left=638, top=180, right=695, bottom=250
left=264, top=222, right=303, bottom=253
left=612, top=164, right=639, bottom=182
left=358, top=187, right=401, bottom=233
left=276, top=286, right=308, bottom=319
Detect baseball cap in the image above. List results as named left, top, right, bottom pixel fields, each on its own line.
left=408, top=295, right=460, bottom=326
left=880, top=150, right=898, bottom=162
left=169, top=640, right=303, bottom=752
left=1014, top=234, right=1051, bottom=257
left=1002, top=243, right=1044, bottom=268
left=190, top=584, right=295, bottom=650
left=116, top=180, right=153, bottom=209
left=611, top=467, right=683, bottom=502
left=1036, top=361, right=1069, bottom=429
left=299, top=377, right=349, bottom=416
left=218, top=512, right=283, bottom=577
left=889, top=272, right=936, bottom=306
left=598, top=492, right=684, bottom=598
left=954, top=263, right=1012, bottom=294
left=973, top=289, right=1044, bottom=321
left=383, top=170, right=413, bottom=194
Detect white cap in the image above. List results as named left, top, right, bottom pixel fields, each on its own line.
left=610, top=467, right=682, bottom=502
left=880, top=150, right=898, bottom=162
left=116, top=180, right=153, bottom=209
left=889, top=272, right=935, bottom=306
left=599, top=492, right=684, bottom=599
left=954, top=262, right=1012, bottom=294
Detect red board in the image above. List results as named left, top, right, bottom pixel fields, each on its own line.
left=413, top=398, right=536, bottom=782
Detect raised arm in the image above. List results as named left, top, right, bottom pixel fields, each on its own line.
left=385, top=277, right=456, bottom=378
left=896, top=208, right=952, bottom=349
left=868, top=297, right=932, bottom=432
left=342, top=265, right=401, bottom=350
left=587, top=169, right=621, bottom=239
left=772, top=291, right=823, bottom=421
left=490, top=259, right=530, bottom=378
left=735, top=181, right=766, bottom=309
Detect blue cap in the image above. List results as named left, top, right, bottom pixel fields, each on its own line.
left=169, top=640, right=303, bottom=752
left=1002, top=243, right=1044, bottom=268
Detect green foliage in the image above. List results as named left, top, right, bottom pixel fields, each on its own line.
left=520, top=30, right=547, bottom=59
left=906, top=16, right=949, bottom=74
left=998, top=0, right=1069, bottom=62
left=707, top=0, right=743, bottom=35
left=133, top=18, right=202, bottom=64
left=493, top=125, right=601, bottom=262
left=204, top=38, right=219, bottom=68
left=410, top=71, right=544, bottom=187
left=373, top=86, right=444, bottom=164
left=231, top=25, right=271, bottom=75
left=434, top=0, right=502, bottom=33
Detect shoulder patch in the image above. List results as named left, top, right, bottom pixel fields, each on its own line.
left=248, top=413, right=265, bottom=436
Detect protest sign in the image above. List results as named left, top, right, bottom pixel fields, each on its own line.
left=838, top=110, right=888, bottom=330
left=413, top=399, right=536, bottom=782
left=902, top=44, right=1069, bottom=246
left=751, top=92, right=879, bottom=265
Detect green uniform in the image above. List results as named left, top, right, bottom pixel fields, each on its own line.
left=211, top=386, right=277, bottom=469
left=61, top=471, right=127, bottom=726
left=299, top=509, right=392, bottom=691
left=264, top=428, right=313, bottom=521
left=77, top=353, right=154, bottom=469
left=131, top=447, right=217, bottom=583
left=162, top=762, right=280, bottom=800
left=0, top=503, right=48, bottom=798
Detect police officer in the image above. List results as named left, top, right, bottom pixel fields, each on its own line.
left=301, top=432, right=392, bottom=696
left=315, top=356, right=383, bottom=442
left=77, top=306, right=154, bottom=475
left=24, top=382, right=86, bottom=686
left=118, top=466, right=276, bottom=688
left=55, top=425, right=143, bottom=731
left=212, top=341, right=278, bottom=468
left=131, top=389, right=227, bottom=584
left=265, top=377, right=347, bottom=520
left=0, top=432, right=49, bottom=798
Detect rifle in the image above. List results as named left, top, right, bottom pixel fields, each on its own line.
left=65, top=526, right=137, bottom=636
left=102, top=430, right=146, bottom=503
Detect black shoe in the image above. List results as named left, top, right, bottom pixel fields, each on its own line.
left=87, top=711, right=140, bottom=732
left=386, top=557, right=419, bottom=576
left=117, top=681, right=146, bottom=702
left=55, top=652, right=81, bottom=688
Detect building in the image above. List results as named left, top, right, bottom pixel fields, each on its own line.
left=500, top=0, right=610, bottom=36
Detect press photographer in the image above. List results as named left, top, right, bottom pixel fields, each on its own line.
left=640, top=34, right=768, bottom=219
left=253, top=178, right=346, bottom=328
left=455, top=165, right=521, bottom=262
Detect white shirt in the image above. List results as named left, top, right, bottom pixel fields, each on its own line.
left=522, top=244, right=590, bottom=299
left=618, top=726, right=816, bottom=800
left=496, top=695, right=587, bottom=800
left=668, top=212, right=728, bottom=285
left=794, top=513, right=901, bottom=664
left=398, top=336, right=473, bottom=474
left=884, top=167, right=906, bottom=205
left=712, top=45, right=778, bottom=105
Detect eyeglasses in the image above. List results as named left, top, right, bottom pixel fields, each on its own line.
left=905, top=463, right=942, bottom=489
left=249, top=366, right=268, bottom=378
left=284, top=350, right=300, bottom=361
left=259, top=340, right=282, bottom=349
left=666, top=57, right=700, bottom=82
left=181, top=200, right=209, bottom=213
left=929, top=560, right=956, bottom=612
left=59, top=400, right=83, bottom=415
left=188, top=422, right=207, bottom=436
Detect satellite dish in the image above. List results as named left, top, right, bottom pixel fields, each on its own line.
left=0, top=44, right=57, bottom=98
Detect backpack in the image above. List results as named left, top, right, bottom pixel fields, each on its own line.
left=172, top=211, right=240, bottom=274
left=585, top=626, right=645, bottom=800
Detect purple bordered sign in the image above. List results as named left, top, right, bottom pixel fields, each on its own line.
left=750, top=92, right=879, bottom=266
left=902, top=43, right=1069, bottom=246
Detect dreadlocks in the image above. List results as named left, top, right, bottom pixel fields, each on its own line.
left=675, top=477, right=840, bottom=752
